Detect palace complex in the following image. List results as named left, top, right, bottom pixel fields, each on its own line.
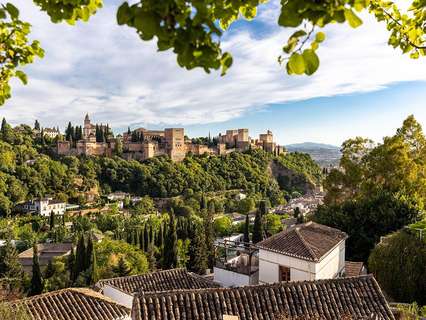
left=57, top=114, right=285, bottom=162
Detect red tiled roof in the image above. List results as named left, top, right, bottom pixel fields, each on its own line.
left=345, top=261, right=365, bottom=277
left=17, top=288, right=130, bottom=320
left=257, top=222, right=347, bottom=262
left=96, top=268, right=219, bottom=295
left=132, top=275, right=394, bottom=320
left=18, top=243, right=72, bottom=259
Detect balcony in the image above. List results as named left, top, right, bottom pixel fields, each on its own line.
left=214, top=239, right=259, bottom=287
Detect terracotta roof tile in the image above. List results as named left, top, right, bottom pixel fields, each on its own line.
left=257, top=222, right=347, bottom=262
left=132, top=275, right=394, bottom=320
left=18, top=243, right=72, bottom=259
left=96, top=268, right=220, bottom=295
left=17, top=288, right=130, bottom=320
left=345, top=261, right=365, bottom=277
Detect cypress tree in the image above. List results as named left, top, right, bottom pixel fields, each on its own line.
left=73, top=234, right=86, bottom=281
left=163, top=211, right=178, bottom=268
left=149, top=226, right=154, bottom=246
left=252, top=210, right=263, bottom=244
left=259, top=200, right=268, bottom=216
left=131, top=130, right=138, bottom=142
left=70, top=126, right=75, bottom=142
left=30, top=243, right=44, bottom=295
left=88, top=247, right=98, bottom=285
left=40, top=129, right=45, bottom=145
left=95, top=124, right=100, bottom=142
left=143, top=224, right=149, bottom=251
left=189, top=224, right=208, bottom=274
left=1, top=117, right=7, bottom=135
left=49, top=211, right=55, bottom=230
left=204, top=209, right=215, bottom=268
left=127, top=127, right=131, bottom=135
left=155, top=224, right=164, bottom=248
left=243, top=214, right=250, bottom=243
left=139, top=227, right=145, bottom=251
left=67, top=247, right=75, bottom=282
left=85, top=235, right=93, bottom=271
left=65, top=122, right=72, bottom=141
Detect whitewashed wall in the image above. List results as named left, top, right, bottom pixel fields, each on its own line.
left=213, top=267, right=258, bottom=287
left=259, top=249, right=315, bottom=283
left=315, top=241, right=346, bottom=279
left=103, top=285, right=134, bottom=309
left=258, top=239, right=345, bottom=283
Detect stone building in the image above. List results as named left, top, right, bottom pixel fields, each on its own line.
left=57, top=114, right=284, bottom=161
left=218, top=128, right=285, bottom=155
left=57, top=114, right=118, bottom=157
left=17, top=197, right=66, bottom=217
left=42, top=127, right=60, bottom=139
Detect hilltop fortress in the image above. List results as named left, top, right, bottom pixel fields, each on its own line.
left=57, top=114, right=285, bottom=162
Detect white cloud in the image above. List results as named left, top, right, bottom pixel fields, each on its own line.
left=2, top=1, right=426, bottom=133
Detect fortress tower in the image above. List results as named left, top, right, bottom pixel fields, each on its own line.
left=83, top=114, right=93, bottom=139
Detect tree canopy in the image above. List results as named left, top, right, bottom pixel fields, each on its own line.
left=368, top=228, right=426, bottom=305
left=315, top=115, right=426, bottom=261
left=1, top=0, right=426, bottom=104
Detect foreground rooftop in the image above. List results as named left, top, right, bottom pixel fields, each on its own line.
left=96, top=268, right=219, bottom=295
left=132, top=274, right=394, bottom=320
left=17, top=288, right=130, bottom=320
left=257, top=221, right=348, bottom=262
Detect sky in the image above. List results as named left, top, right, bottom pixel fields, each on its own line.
left=1, top=0, right=426, bottom=146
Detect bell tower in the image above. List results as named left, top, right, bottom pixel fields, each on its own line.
left=83, top=114, right=91, bottom=139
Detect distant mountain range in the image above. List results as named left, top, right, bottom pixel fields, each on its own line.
left=285, top=142, right=341, bottom=167
left=285, top=142, right=340, bottom=150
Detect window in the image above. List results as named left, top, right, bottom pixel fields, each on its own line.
left=279, top=266, right=291, bottom=282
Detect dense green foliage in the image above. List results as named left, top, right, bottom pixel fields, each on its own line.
left=276, top=152, right=323, bottom=186
left=315, top=192, right=420, bottom=261
left=368, top=229, right=426, bottom=305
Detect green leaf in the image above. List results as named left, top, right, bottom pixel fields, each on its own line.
left=278, top=5, right=303, bottom=27
left=117, top=2, right=132, bottom=25
left=5, top=3, right=19, bottom=19
left=344, top=9, right=363, bottom=28
left=134, top=12, right=158, bottom=39
left=0, top=9, right=6, bottom=19
left=15, top=70, right=28, bottom=85
left=240, top=6, right=257, bottom=20
left=220, top=52, right=233, bottom=76
left=302, top=49, right=320, bottom=75
left=290, top=30, right=307, bottom=39
left=315, top=32, right=326, bottom=43
left=288, top=53, right=305, bottom=75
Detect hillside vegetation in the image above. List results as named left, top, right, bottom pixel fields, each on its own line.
left=0, top=119, right=322, bottom=215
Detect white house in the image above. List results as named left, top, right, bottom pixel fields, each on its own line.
left=257, top=221, right=347, bottom=283
left=19, top=198, right=66, bottom=217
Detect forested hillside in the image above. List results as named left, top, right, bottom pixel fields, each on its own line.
left=0, top=119, right=322, bottom=216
